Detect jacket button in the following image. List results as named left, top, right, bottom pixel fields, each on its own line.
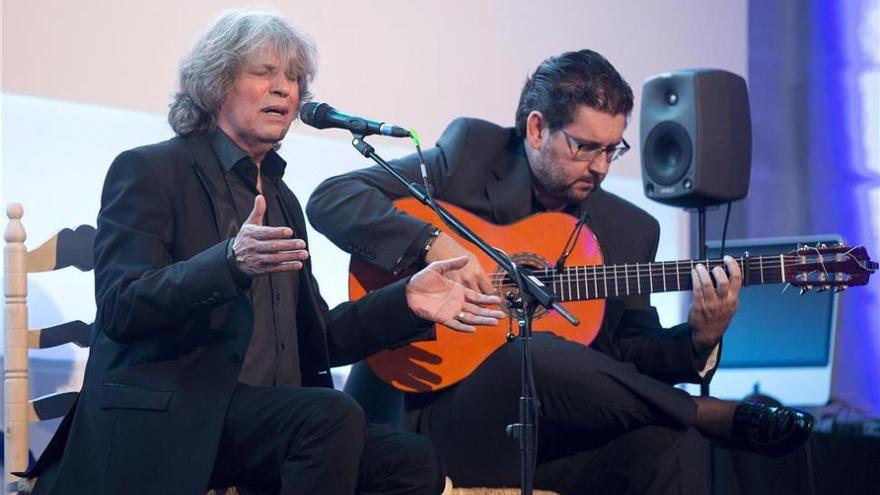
left=231, top=352, right=243, bottom=364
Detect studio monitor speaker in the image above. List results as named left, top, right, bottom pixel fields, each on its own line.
left=640, top=69, right=751, bottom=208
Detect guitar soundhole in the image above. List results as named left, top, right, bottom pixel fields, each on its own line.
left=492, top=252, right=552, bottom=320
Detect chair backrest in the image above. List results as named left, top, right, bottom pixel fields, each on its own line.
left=3, top=203, right=95, bottom=490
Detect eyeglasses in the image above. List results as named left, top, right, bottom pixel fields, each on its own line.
left=560, top=129, right=630, bottom=163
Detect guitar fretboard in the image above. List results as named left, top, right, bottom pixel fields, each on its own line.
left=524, top=255, right=790, bottom=301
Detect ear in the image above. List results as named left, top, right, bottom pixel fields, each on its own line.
left=525, top=111, right=546, bottom=151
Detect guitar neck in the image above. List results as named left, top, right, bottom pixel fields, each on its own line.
left=546, top=255, right=789, bottom=301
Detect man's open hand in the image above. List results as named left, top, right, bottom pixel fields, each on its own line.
left=232, top=195, right=309, bottom=277
left=406, top=256, right=506, bottom=333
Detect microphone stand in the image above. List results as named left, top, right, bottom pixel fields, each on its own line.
left=349, top=135, right=580, bottom=495
left=696, top=206, right=716, bottom=495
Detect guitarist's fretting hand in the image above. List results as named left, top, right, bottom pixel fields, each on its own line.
left=425, top=232, right=495, bottom=295
left=406, top=256, right=506, bottom=333
left=689, top=255, right=743, bottom=354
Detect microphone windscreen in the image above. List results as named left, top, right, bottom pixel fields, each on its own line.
left=300, top=102, right=330, bottom=128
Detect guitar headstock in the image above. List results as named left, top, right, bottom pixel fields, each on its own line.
left=784, top=243, right=878, bottom=293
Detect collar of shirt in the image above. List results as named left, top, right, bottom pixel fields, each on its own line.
left=211, top=128, right=288, bottom=193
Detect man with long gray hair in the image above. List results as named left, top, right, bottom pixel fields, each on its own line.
left=24, top=9, right=503, bottom=495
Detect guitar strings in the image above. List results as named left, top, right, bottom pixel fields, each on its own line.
left=485, top=263, right=837, bottom=297
left=485, top=254, right=868, bottom=285
left=487, top=271, right=820, bottom=287
left=482, top=246, right=872, bottom=284
left=485, top=258, right=803, bottom=283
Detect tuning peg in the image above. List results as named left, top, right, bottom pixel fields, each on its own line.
left=800, top=287, right=810, bottom=295
left=816, top=286, right=829, bottom=292
left=834, top=286, right=848, bottom=293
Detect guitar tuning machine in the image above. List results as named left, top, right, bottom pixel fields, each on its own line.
left=834, top=286, right=848, bottom=293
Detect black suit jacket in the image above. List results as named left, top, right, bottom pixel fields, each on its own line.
left=307, top=117, right=712, bottom=384
left=33, top=133, right=432, bottom=495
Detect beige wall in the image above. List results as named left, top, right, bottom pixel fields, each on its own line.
left=2, top=0, right=747, bottom=179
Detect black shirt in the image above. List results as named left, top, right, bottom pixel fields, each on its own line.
left=212, top=129, right=302, bottom=387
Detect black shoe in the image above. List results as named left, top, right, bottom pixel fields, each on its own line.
left=723, top=401, right=815, bottom=456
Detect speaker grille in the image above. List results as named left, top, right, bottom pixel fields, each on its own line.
left=643, top=120, right=693, bottom=186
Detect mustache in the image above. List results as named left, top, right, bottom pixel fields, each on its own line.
left=572, top=173, right=601, bottom=184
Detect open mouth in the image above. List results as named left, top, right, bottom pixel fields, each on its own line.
left=262, top=106, right=289, bottom=116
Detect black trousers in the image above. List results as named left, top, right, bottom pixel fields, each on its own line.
left=208, top=385, right=442, bottom=495
left=409, top=333, right=708, bottom=495
left=35, top=385, right=440, bottom=495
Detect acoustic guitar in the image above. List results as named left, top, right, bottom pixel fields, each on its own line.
left=349, top=198, right=877, bottom=393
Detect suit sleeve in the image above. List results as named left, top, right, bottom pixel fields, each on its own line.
left=93, top=149, right=242, bottom=344
left=610, top=218, right=719, bottom=384
left=274, top=186, right=436, bottom=366
left=613, top=306, right=714, bottom=384
left=312, top=273, right=434, bottom=367
left=307, top=119, right=475, bottom=275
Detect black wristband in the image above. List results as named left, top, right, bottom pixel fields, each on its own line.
left=420, top=227, right=442, bottom=263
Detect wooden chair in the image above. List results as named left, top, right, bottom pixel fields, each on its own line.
left=4, top=203, right=96, bottom=493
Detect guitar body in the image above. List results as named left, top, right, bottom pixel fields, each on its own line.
left=350, top=198, right=606, bottom=393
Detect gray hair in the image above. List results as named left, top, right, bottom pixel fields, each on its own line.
left=168, top=8, right=317, bottom=136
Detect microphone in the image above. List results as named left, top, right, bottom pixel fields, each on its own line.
left=300, top=102, right=411, bottom=138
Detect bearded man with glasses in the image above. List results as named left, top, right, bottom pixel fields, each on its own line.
left=307, top=49, right=813, bottom=494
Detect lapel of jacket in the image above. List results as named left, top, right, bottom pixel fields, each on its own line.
left=186, top=134, right=240, bottom=241
left=183, top=134, right=254, bottom=352
left=486, top=137, right=534, bottom=225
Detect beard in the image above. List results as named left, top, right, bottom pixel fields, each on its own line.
left=530, top=143, right=600, bottom=205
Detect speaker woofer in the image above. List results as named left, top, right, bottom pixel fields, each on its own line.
left=643, top=120, right=692, bottom=187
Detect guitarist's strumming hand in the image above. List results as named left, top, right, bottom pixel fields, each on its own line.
left=425, top=232, right=495, bottom=295
left=689, top=255, right=743, bottom=354
left=406, top=256, right=506, bottom=333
